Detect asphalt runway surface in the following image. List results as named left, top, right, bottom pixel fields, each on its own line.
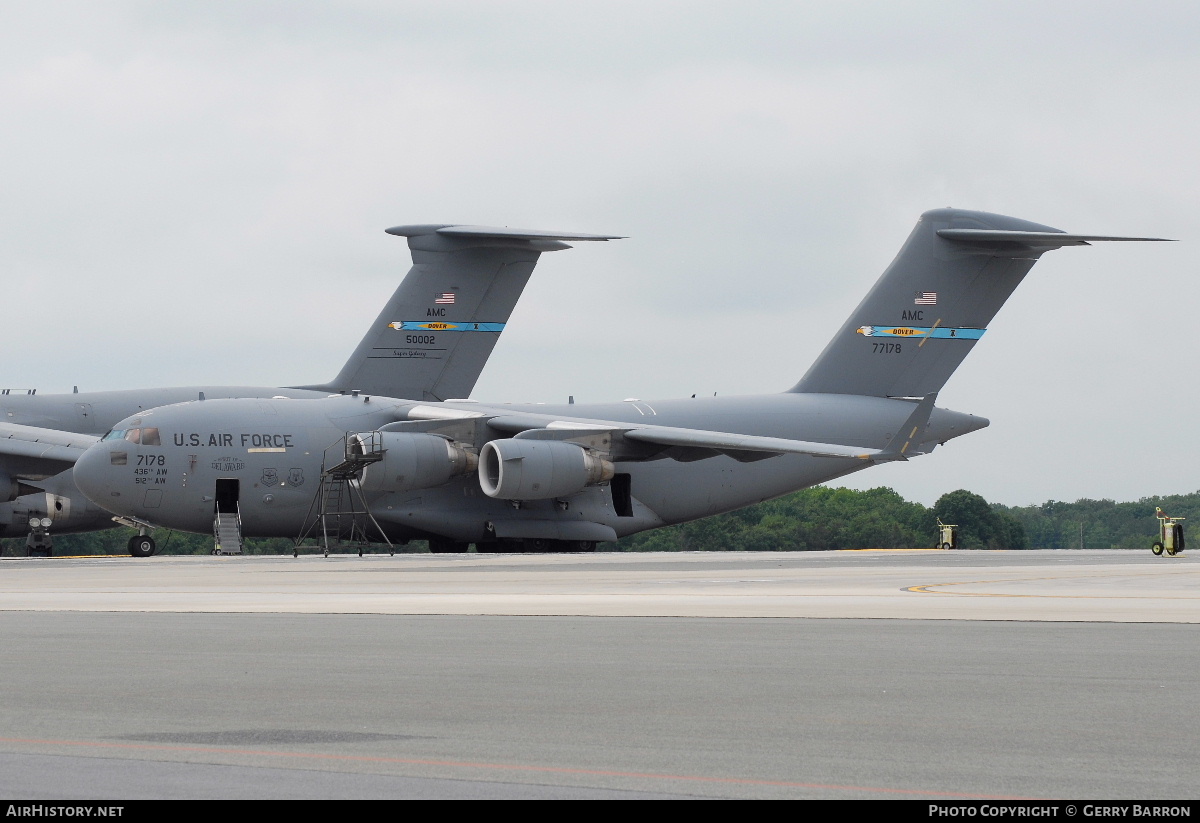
left=1, top=549, right=1197, bottom=799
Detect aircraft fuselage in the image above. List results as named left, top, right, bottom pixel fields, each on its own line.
left=72, top=393, right=986, bottom=544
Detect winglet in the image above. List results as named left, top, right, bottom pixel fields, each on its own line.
left=875, top=394, right=938, bottom=462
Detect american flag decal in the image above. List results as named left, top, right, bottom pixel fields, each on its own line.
left=914, top=292, right=937, bottom=305
left=435, top=293, right=456, bottom=304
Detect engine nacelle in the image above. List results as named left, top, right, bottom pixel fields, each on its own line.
left=479, top=438, right=614, bottom=500
left=0, top=472, right=21, bottom=502
left=355, top=432, right=478, bottom=493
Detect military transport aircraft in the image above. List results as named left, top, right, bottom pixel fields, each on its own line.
left=1, top=226, right=615, bottom=553
left=70, top=209, right=1168, bottom=554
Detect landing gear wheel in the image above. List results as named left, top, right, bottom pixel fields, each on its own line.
left=527, top=538, right=552, bottom=553
left=1152, top=541, right=1164, bottom=556
left=129, top=535, right=156, bottom=558
left=574, top=540, right=597, bottom=552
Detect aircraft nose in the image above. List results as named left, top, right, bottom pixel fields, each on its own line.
left=73, top=441, right=124, bottom=510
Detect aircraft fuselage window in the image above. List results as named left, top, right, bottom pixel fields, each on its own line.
left=124, top=428, right=141, bottom=444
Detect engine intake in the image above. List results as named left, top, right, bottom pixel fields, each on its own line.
left=479, top=438, right=614, bottom=500
left=355, top=432, right=477, bottom=493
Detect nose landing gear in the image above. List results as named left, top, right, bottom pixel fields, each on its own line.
left=128, top=534, right=157, bottom=557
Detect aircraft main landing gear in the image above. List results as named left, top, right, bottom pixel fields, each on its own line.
left=26, top=517, right=54, bottom=557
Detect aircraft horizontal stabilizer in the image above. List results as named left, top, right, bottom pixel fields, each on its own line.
left=937, top=229, right=1173, bottom=247
left=385, top=225, right=624, bottom=242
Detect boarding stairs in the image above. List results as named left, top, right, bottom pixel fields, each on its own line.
left=213, top=505, right=244, bottom=555
left=294, top=432, right=393, bottom=557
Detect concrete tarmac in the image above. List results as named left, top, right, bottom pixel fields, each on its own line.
left=1, top=550, right=1197, bottom=799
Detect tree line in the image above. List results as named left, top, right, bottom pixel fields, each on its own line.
left=5, top=487, right=1194, bottom=556
left=615, top=487, right=1026, bottom=551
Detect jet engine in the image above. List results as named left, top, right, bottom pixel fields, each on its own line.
left=354, top=432, right=478, bottom=493
left=478, top=439, right=614, bottom=501
left=0, top=472, right=21, bottom=503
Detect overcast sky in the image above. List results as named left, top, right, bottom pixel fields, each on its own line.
left=1, top=1, right=1196, bottom=507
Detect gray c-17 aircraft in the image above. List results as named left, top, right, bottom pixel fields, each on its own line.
left=1, top=225, right=616, bottom=553
left=69, top=209, right=1169, bottom=554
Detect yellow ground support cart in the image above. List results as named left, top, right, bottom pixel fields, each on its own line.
left=935, top=517, right=958, bottom=550
left=1152, top=507, right=1185, bottom=556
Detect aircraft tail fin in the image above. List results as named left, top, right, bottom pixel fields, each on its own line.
left=789, top=208, right=1169, bottom=398
left=296, top=225, right=620, bottom=401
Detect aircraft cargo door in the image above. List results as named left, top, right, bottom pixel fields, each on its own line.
left=215, top=478, right=240, bottom=514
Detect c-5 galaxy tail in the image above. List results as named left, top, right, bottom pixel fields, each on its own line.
left=298, top=225, right=620, bottom=401
left=790, top=208, right=1168, bottom=398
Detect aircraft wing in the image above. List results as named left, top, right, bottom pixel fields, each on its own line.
left=614, top=393, right=935, bottom=462
left=404, top=404, right=926, bottom=463
left=614, top=426, right=878, bottom=459
left=404, top=393, right=938, bottom=463
left=0, top=422, right=99, bottom=480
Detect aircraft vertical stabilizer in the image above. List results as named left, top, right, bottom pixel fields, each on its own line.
left=296, top=225, right=619, bottom=401
left=790, top=209, right=1168, bottom=398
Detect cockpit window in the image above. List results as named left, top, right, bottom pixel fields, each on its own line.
left=141, top=427, right=161, bottom=446
left=124, top=428, right=142, bottom=444
left=103, top=430, right=126, bottom=441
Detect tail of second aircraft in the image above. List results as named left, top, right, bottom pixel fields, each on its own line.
left=790, top=208, right=1167, bottom=398
left=297, top=225, right=620, bottom=401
